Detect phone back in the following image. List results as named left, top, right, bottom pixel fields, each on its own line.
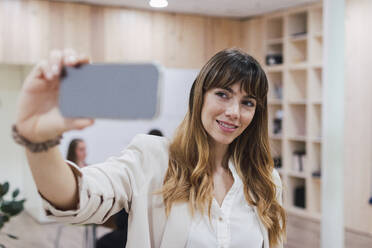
left=59, top=63, right=160, bottom=120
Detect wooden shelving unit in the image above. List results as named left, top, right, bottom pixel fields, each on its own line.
left=263, top=4, right=323, bottom=220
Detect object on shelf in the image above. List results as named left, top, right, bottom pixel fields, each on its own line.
left=266, top=54, right=283, bottom=65
left=273, top=110, right=283, bottom=134
left=291, top=31, right=307, bottom=37
left=294, top=185, right=306, bottom=208
left=273, top=156, right=282, bottom=169
left=312, top=170, right=321, bottom=178
left=292, top=150, right=306, bottom=172
left=274, top=82, right=283, bottom=99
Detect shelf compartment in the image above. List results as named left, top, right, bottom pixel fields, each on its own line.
left=288, top=39, right=307, bottom=64
left=287, top=69, right=307, bottom=101
left=287, top=104, right=306, bottom=137
left=309, top=67, right=322, bottom=102
left=268, top=99, right=283, bottom=105
left=308, top=104, right=322, bottom=139
left=287, top=140, right=307, bottom=173
left=267, top=38, right=284, bottom=45
left=288, top=176, right=306, bottom=209
left=288, top=170, right=307, bottom=179
left=266, top=43, right=284, bottom=66
left=270, top=139, right=282, bottom=157
left=310, top=7, right=323, bottom=35
left=309, top=142, right=322, bottom=176
left=308, top=178, right=322, bottom=214
left=270, top=139, right=283, bottom=170
left=266, top=16, right=284, bottom=39
left=312, top=35, right=323, bottom=64
left=270, top=134, right=283, bottom=140
left=267, top=71, right=283, bottom=100
left=268, top=105, right=283, bottom=136
left=288, top=11, right=308, bottom=37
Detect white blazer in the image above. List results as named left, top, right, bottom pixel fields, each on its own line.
left=42, top=134, right=283, bottom=248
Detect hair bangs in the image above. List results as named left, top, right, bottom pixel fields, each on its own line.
left=202, top=54, right=268, bottom=107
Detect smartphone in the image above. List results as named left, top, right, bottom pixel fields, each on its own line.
left=59, top=63, right=161, bottom=120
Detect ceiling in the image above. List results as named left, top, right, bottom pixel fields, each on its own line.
left=53, top=0, right=320, bottom=18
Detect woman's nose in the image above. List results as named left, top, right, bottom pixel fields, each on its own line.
left=225, top=101, right=240, bottom=119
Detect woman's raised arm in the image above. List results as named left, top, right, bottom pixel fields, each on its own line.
left=15, top=49, right=94, bottom=210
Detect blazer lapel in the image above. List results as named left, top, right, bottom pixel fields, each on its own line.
left=160, top=202, right=192, bottom=248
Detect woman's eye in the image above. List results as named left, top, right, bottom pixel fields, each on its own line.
left=242, top=100, right=255, bottom=107
left=215, top=91, right=228, bottom=99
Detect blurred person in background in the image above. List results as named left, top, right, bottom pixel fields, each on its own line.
left=66, top=138, right=88, bottom=168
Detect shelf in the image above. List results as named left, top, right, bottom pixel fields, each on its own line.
left=311, top=7, right=323, bottom=36
left=288, top=100, right=306, bottom=105
left=314, top=32, right=323, bottom=39
left=288, top=171, right=307, bottom=179
left=266, top=65, right=284, bottom=72
left=287, top=105, right=306, bottom=137
left=312, top=35, right=323, bottom=63
left=309, top=104, right=322, bottom=138
left=287, top=69, right=307, bottom=102
left=309, top=137, right=322, bottom=143
left=312, top=176, right=322, bottom=183
left=288, top=39, right=307, bottom=63
left=267, top=38, right=284, bottom=45
left=288, top=136, right=307, bottom=142
left=268, top=105, right=283, bottom=137
left=288, top=62, right=308, bottom=69
left=268, top=99, right=283, bottom=105
left=308, top=176, right=322, bottom=214
left=266, top=16, right=284, bottom=39
left=311, top=100, right=322, bottom=105
left=267, top=71, right=283, bottom=100
left=290, top=34, right=308, bottom=42
left=264, top=4, right=323, bottom=220
left=266, top=43, right=284, bottom=66
left=270, top=134, right=283, bottom=140
left=309, top=68, right=322, bottom=101
left=287, top=206, right=321, bottom=221
left=288, top=11, right=308, bottom=37
left=270, top=138, right=282, bottom=160
left=288, top=177, right=306, bottom=209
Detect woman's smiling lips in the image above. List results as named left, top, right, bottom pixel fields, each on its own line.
left=216, top=120, right=239, bottom=133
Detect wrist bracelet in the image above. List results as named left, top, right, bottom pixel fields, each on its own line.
left=12, top=125, right=62, bottom=153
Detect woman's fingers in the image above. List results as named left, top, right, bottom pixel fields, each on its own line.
left=64, top=118, right=95, bottom=131
left=48, top=50, right=63, bottom=78
left=63, top=48, right=79, bottom=67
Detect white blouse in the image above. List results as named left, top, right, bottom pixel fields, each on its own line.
left=186, top=162, right=263, bottom=248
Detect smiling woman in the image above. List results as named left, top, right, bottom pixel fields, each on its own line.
left=13, top=48, right=285, bottom=248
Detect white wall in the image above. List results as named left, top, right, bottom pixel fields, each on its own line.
left=0, top=65, right=31, bottom=195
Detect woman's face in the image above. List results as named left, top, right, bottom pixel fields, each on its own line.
left=201, top=83, right=256, bottom=146
left=75, top=141, right=87, bottom=162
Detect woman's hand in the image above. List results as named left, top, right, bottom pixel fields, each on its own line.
left=15, top=49, right=95, bottom=142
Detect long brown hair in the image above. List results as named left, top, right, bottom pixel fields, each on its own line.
left=161, top=48, right=286, bottom=246
left=67, top=138, right=84, bottom=164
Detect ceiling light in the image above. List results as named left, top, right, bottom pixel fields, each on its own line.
left=149, top=0, right=168, bottom=8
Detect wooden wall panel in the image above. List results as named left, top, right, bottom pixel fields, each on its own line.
left=344, top=0, right=372, bottom=235
left=204, top=18, right=243, bottom=60
left=241, top=17, right=265, bottom=65
left=90, top=5, right=105, bottom=61
left=0, top=0, right=250, bottom=68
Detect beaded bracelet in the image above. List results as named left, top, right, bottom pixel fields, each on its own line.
left=12, top=125, right=62, bottom=153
